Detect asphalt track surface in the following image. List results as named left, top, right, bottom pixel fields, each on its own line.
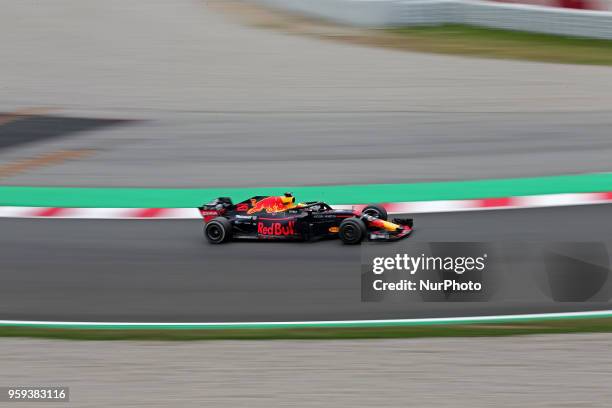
left=1, top=204, right=611, bottom=323
left=2, top=0, right=612, bottom=187
left=1, top=1, right=611, bottom=323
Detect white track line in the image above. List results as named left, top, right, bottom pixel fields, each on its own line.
left=1, top=310, right=612, bottom=328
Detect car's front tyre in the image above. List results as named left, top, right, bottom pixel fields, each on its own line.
left=361, top=204, right=388, bottom=221
left=339, top=217, right=367, bottom=245
left=204, top=217, right=232, bottom=244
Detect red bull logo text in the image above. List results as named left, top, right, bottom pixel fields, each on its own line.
left=247, top=196, right=288, bottom=214
left=258, top=221, right=295, bottom=236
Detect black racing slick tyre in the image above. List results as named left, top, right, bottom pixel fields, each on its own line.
left=204, top=217, right=232, bottom=244
left=361, top=204, right=388, bottom=221
left=339, top=217, right=367, bottom=245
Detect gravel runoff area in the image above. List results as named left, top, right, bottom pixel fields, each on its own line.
left=3, top=333, right=612, bottom=407
left=2, top=0, right=612, bottom=187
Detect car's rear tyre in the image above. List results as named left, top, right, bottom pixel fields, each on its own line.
left=204, top=217, right=232, bottom=244
left=362, top=204, right=388, bottom=221
left=339, top=217, right=367, bottom=245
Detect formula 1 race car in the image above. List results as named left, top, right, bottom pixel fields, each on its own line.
left=198, top=193, right=413, bottom=244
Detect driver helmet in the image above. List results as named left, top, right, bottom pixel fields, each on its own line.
left=281, top=192, right=296, bottom=208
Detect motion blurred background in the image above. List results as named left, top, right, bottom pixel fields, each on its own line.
left=1, top=0, right=612, bottom=406
left=2, top=0, right=612, bottom=188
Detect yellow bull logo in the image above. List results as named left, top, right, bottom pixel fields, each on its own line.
left=247, top=196, right=288, bottom=214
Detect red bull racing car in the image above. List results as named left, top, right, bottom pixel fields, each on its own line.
left=198, top=193, right=413, bottom=245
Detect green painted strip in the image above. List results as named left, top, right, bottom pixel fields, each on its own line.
left=1, top=173, right=612, bottom=208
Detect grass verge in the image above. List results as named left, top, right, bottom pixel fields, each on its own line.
left=1, top=318, right=612, bottom=341
left=214, top=2, right=612, bottom=66
left=383, top=24, right=612, bottom=66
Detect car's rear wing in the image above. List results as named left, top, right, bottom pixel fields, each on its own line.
left=198, top=197, right=233, bottom=221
